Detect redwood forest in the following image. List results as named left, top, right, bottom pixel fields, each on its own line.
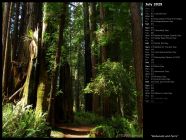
left=2, top=2, right=143, bottom=138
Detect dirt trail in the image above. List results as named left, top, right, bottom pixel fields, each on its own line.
left=52, top=124, right=95, bottom=138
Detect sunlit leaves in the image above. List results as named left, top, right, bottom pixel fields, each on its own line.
left=83, top=59, right=132, bottom=96
left=96, top=24, right=109, bottom=47
left=2, top=103, right=49, bottom=137
left=44, top=3, right=64, bottom=25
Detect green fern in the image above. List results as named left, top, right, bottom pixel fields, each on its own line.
left=2, top=103, right=50, bottom=138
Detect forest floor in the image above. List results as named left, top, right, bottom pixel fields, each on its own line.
left=50, top=124, right=95, bottom=138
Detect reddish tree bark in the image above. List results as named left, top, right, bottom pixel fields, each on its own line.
left=130, top=2, right=143, bottom=133
left=83, top=2, right=93, bottom=112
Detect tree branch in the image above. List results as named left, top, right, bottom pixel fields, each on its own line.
left=8, top=85, right=24, bottom=101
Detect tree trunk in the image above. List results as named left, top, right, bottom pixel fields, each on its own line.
left=130, top=2, right=143, bottom=133
left=7, top=2, right=20, bottom=98
left=89, top=3, right=100, bottom=114
left=21, top=59, right=33, bottom=106
left=17, top=2, right=27, bottom=63
left=2, top=3, right=11, bottom=66
left=35, top=3, right=48, bottom=116
left=6, top=2, right=14, bottom=96
left=2, top=2, right=12, bottom=97
left=27, top=3, right=41, bottom=108
left=12, top=2, right=20, bottom=60
left=83, top=2, right=93, bottom=112
left=56, top=62, right=74, bottom=123
left=99, top=2, right=107, bottom=63
left=99, top=2, right=110, bottom=118
left=75, top=46, right=81, bottom=112
left=20, top=3, right=40, bottom=107
left=47, top=3, right=67, bottom=127
left=9, top=3, right=28, bottom=102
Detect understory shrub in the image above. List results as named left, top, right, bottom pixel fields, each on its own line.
left=2, top=103, right=50, bottom=138
left=83, top=60, right=136, bottom=119
left=89, top=125, right=115, bottom=138
left=108, top=116, right=136, bottom=137
left=89, top=116, right=139, bottom=138
left=74, top=112, right=104, bottom=125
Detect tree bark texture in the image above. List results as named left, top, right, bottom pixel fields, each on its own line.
left=83, top=2, right=93, bottom=112
left=130, top=2, right=143, bottom=133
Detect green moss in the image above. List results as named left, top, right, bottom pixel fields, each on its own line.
left=22, top=61, right=33, bottom=106
left=35, top=81, right=46, bottom=116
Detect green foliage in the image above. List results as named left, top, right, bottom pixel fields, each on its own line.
left=73, top=112, right=104, bottom=125
left=89, top=125, right=115, bottom=138
left=2, top=103, right=50, bottom=138
left=44, top=3, right=67, bottom=76
left=83, top=59, right=131, bottom=96
left=28, top=30, right=34, bottom=39
left=83, top=60, right=136, bottom=119
left=108, top=116, right=136, bottom=137
left=23, top=29, right=34, bottom=43
left=100, top=3, right=133, bottom=68
left=89, top=116, right=139, bottom=138
left=73, top=111, right=140, bottom=138
left=44, top=31, right=58, bottom=74
left=56, top=89, right=64, bottom=96
left=45, top=3, right=64, bottom=26
left=96, top=25, right=109, bottom=47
